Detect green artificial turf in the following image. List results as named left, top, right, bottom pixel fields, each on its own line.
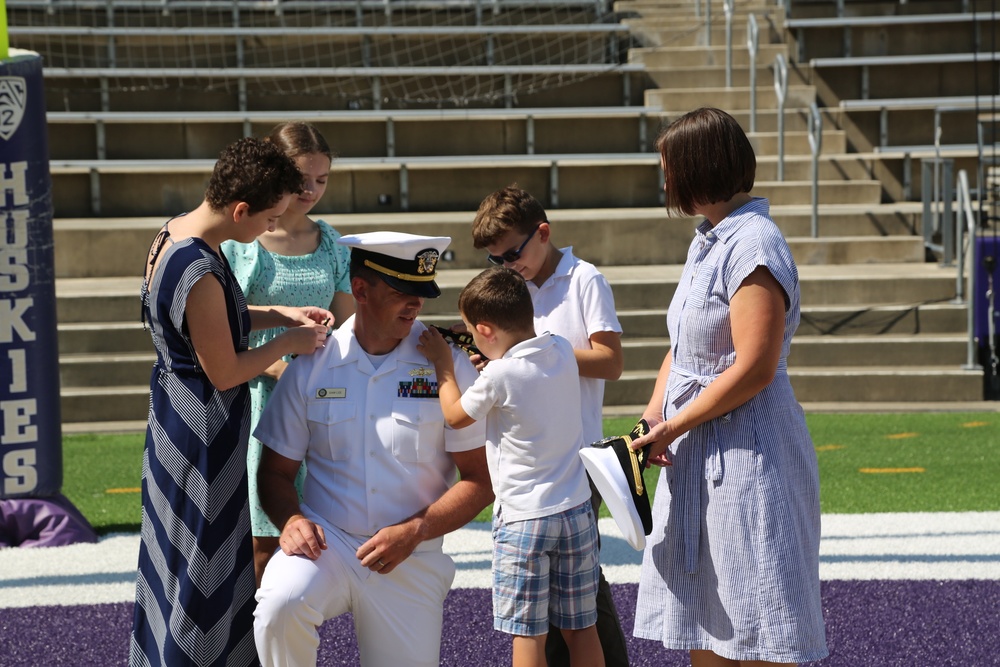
left=605, top=412, right=1000, bottom=516
left=807, top=411, right=1000, bottom=513
left=61, top=412, right=999, bottom=534
left=62, top=432, right=144, bottom=534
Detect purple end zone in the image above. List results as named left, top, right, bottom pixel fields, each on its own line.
left=0, top=582, right=997, bottom=666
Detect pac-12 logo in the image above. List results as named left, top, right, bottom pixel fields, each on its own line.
left=0, top=77, right=27, bottom=141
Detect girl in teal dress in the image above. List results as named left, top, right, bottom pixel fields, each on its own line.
left=222, top=122, right=354, bottom=585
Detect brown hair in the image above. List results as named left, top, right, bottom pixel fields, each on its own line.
left=267, top=121, right=334, bottom=161
left=458, top=266, right=534, bottom=333
left=204, top=137, right=303, bottom=214
left=471, top=185, right=548, bottom=249
left=655, top=107, right=756, bottom=216
left=349, top=252, right=379, bottom=285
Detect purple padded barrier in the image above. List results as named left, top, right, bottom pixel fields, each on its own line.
left=0, top=493, right=97, bottom=547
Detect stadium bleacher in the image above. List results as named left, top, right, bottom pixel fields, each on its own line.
left=11, top=0, right=993, bottom=427
left=786, top=11, right=1000, bottom=60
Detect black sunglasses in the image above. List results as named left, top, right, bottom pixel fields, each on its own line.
left=487, top=225, right=540, bottom=266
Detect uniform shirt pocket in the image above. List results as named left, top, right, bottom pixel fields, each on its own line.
left=391, top=400, right=444, bottom=463
left=306, top=400, right=356, bottom=461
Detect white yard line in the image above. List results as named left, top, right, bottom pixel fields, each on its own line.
left=2, top=513, right=998, bottom=609
left=820, top=511, right=1000, bottom=580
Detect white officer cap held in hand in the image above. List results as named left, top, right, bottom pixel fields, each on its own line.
left=338, top=231, right=451, bottom=298
left=579, top=419, right=653, bottom=551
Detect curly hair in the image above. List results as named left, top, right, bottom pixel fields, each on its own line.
left=458, top=266, right=534, bottom=333
left=471, top=185, right=548, bottom=249
left=655, top=107, right=756, bottom=217
left=204, top=137, right=304, bottom=214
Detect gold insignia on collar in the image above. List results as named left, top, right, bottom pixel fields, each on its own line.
left=416, top=249, right=439, bottom=275
left=409, top=367, right=434, bottom=377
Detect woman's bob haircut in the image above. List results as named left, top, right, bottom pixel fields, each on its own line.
left=655, top=107, right=756, bottom=217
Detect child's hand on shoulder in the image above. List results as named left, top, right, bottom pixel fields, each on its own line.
left=417, top=327, right=452, bottom=367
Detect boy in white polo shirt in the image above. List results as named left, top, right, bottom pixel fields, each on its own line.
left=472, top=185, right=627, bottom=667
left=418, top=266, right=605, bottom=667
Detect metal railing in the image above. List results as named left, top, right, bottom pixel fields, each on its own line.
left=808, top=102, right=822, bottom=237
left=747, top=13, right=759, bottom=131
left=773, top=53, right=788, bottom=181
left=704, top=0, right=712, bottom=46
left=723, top=0, right=734, bottom=88
left=954, top=169, right=983, bottom=370
left=921, top=157, right=954, bottom=261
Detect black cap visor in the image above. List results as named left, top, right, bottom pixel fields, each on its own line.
left=377, top=273, right=441, bottom=299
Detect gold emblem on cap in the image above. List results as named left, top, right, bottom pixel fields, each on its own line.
left=417, top=249, right=439, bottom=275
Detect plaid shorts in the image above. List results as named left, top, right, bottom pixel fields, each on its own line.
left=491, top=501, right=600, bottom=637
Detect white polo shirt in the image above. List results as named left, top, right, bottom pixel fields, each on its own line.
left=528, top=247, right=623, bottom=444
left=460, top=334, right=591, bottom=523
left=254, top=316, right=486, bottom=539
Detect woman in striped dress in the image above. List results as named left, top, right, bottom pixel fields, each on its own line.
left=131, top=138, right=331, bottom=667
left=630, top=108, right=828, bottom=665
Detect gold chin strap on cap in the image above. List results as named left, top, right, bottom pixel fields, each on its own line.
left=622, top=434, right=644, bottom=496
left=364, top=259, right=436, bottom=281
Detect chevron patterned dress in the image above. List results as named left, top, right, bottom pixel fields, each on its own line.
left=131, top=232, right=257, bottom=667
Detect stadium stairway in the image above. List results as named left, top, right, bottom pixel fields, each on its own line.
left=20, top=0, right=990, bottom=430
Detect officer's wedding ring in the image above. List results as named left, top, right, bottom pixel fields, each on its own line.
left=377, top=559, right=386, bottom=568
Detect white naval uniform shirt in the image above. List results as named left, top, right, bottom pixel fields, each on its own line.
left=254, top=316, right=487, bottom=539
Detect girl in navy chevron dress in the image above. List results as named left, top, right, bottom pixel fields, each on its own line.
left=131, top=137, right=331, bottom=667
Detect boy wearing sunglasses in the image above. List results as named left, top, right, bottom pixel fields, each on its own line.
left=471, top=185, right=627, bottom=667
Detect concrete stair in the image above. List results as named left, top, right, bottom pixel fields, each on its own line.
left=646, top=84, right=820, bottom=112
left=622, top=334, right=971, bottom=369
left=630, top=44, right=790, bottom=68
left=622, top=23, right=784, bottom=49
left=53, top=231, right=982, bottom=423
left=48, top=155, right=888, bottom=218
left=614, top=7, right=985, bottom=409
left=53, top=203, right=924, bottom=277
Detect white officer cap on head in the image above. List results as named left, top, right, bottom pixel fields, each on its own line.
left=338, top=231, right=451, bottom=298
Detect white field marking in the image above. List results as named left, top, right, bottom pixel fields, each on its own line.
left=819, top=512, right=1000, bottom=580
left=1, top=514, right=998, bottom=609
left=0, top=534, right=140, bottom=609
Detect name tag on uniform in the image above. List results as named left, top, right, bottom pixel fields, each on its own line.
left=315, top=387, right=347, bottom=399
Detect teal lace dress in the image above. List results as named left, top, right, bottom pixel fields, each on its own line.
left=221, top=221, right=351, bottom=536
